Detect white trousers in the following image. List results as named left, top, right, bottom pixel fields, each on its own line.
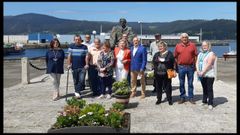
left=50, top=73, right=61, bottom=92
left=115, top=68, right=128, bottom=81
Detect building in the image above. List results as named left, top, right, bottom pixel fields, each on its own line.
left=28, top=33, right=54, bottom=44
left=3, top=35, right=28, bottom=44
left=104, top=34, right=200, bottom=46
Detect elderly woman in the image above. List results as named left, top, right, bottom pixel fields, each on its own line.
left=152, top=41, right=175, bottom=105
left=196, top=41, right=216, bottom=110
left=114, top=39, right=131, bottom=81
left=97, top=41, right=115, bottom=99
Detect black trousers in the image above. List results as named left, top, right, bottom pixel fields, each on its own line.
left=200, top=77, right=214, bottom=105
left=155, top=74, right=172, bottom=102
left=153, top=78, right=165, bottom=91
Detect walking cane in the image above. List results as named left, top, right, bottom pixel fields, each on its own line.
left=65, top=68, right=70, bottom=101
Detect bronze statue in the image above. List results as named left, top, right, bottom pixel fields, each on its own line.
left=109, top=18, right=135, bottom=50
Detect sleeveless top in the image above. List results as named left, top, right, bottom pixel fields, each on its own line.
left=198, top=51, right=215, bottom=78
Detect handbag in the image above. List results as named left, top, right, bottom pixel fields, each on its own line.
left=167, top=69, right=177, bottom=79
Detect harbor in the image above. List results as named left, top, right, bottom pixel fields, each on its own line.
left=3, top=2, right=237, bottom=133
left=4, top=34, right=231, bottom=48
left=3, top=40, right=236, bottom=60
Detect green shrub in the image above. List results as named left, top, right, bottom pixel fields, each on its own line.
left=115, top=87, right=131, bottom=95
left=66, top=98, right=86, bottom=108
left=112, top=79, right=130, bottom=96
left=105, top=111, right=124, bottom=128
left=146, top=71, right=154, bottom=78
left=52, top=98, right=127, bottom=129
left=111, top=102, right=125, bottom=111
left=112, top=79, right=129, bottom=92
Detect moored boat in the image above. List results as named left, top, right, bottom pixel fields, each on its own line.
left=4, top=43, right=25, bottom=55
left=223, top=46, right=236, bottom=60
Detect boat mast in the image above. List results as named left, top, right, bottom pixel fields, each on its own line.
left=200, top=28, right=202, bottom=43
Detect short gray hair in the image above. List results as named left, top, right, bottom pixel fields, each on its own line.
left=180, top=33, right=189, bottom=38
left=94, top=38, right=101, bottom=43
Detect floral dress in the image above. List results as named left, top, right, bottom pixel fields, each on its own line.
left=97, top=51, right=115, bottom=77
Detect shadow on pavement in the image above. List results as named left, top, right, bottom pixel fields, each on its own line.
left=126, top=102, right=139, bottom=109
left=171, top=94, right=203, bottom=103
left=213, top=97, right=228, bottom=107
left=59, top=93, right=75, bottom=100
left=29, top=76, right=49, bottom=84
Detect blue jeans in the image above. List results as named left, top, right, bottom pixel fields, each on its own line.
left=88, top=65, right=100, bottom=95
left=72, top=68, right=86, bottom=94
left=178, top=65, right=195, bottom=99
left=99, top=76, right=113, bottom=95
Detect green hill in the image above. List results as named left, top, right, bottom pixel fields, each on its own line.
left=4, top=13, right=236, bottom=40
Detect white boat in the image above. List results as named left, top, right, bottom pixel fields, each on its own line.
left=224, top=46, right=237, bottom=55
left=223, top=46, right=236, bottom=60
left=225, top=50, right=236, bottom=55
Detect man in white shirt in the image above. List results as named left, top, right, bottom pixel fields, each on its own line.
left=82, top=34, right=94, bottom=90
left=82, top=34, right=94, bottom=48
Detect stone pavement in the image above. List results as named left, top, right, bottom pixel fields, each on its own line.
left=4, top=70, right=236, bottom=133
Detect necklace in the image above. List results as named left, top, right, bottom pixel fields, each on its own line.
left=53, top=49, right=58, bottom=62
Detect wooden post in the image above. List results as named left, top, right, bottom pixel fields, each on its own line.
left=22, top=57, right=30, bottom=84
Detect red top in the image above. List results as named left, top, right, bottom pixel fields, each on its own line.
left=114, top=47, right=131, bottom=71
left=174, top=42, right=198, bottom=65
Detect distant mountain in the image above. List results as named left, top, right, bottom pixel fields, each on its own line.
left=4, top=13, right=236, bottom=40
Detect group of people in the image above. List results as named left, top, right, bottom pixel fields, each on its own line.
left=46, top=33, right=147, bottom=101
left=149, top=33, right=216, bottom=109
left=46, top=18, right=216, bottom=110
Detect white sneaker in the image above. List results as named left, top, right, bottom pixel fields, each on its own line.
left=75, top=92, right=81, bottom=99
left=97, top=94, right=105, bottom=99
left=208, top=105, right=213, bottom=110
left=106, top=94, right=111, bottom=99
left=199, top=103, right=206, bottom=106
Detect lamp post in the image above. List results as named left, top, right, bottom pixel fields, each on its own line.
left=37, top=32, right=40, bottom=45
left=138, top=21, right=143, bottom=44
left=92, top=30, right=96, bottom=39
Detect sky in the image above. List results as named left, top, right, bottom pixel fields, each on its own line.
left=4, top=2, right=236, bottom=22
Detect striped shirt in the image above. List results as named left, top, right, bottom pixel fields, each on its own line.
left=68, top=44, right=88, bottom=69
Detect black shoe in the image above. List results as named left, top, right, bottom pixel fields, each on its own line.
left=178, top=98, right=185, bottom=104
left=168, top=101, right=173, bottom=105
left=155, top=100, right=161, bottom=105
left=82, top=85, right=86, bottom=90
left=189, top=98, right=196, bottom=104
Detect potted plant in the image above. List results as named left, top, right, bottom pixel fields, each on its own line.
left=145, top=71, right=154, bottom=85
left=48, top=98, right=130, bottom=133
left=112, top=79, right=131, bottom=105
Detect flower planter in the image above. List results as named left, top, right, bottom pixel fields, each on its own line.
left=114, top=94, right=130, bottom=105
left=146, top=78, right=154, bottom=85
left=47, top=113, right=130, bottom=133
